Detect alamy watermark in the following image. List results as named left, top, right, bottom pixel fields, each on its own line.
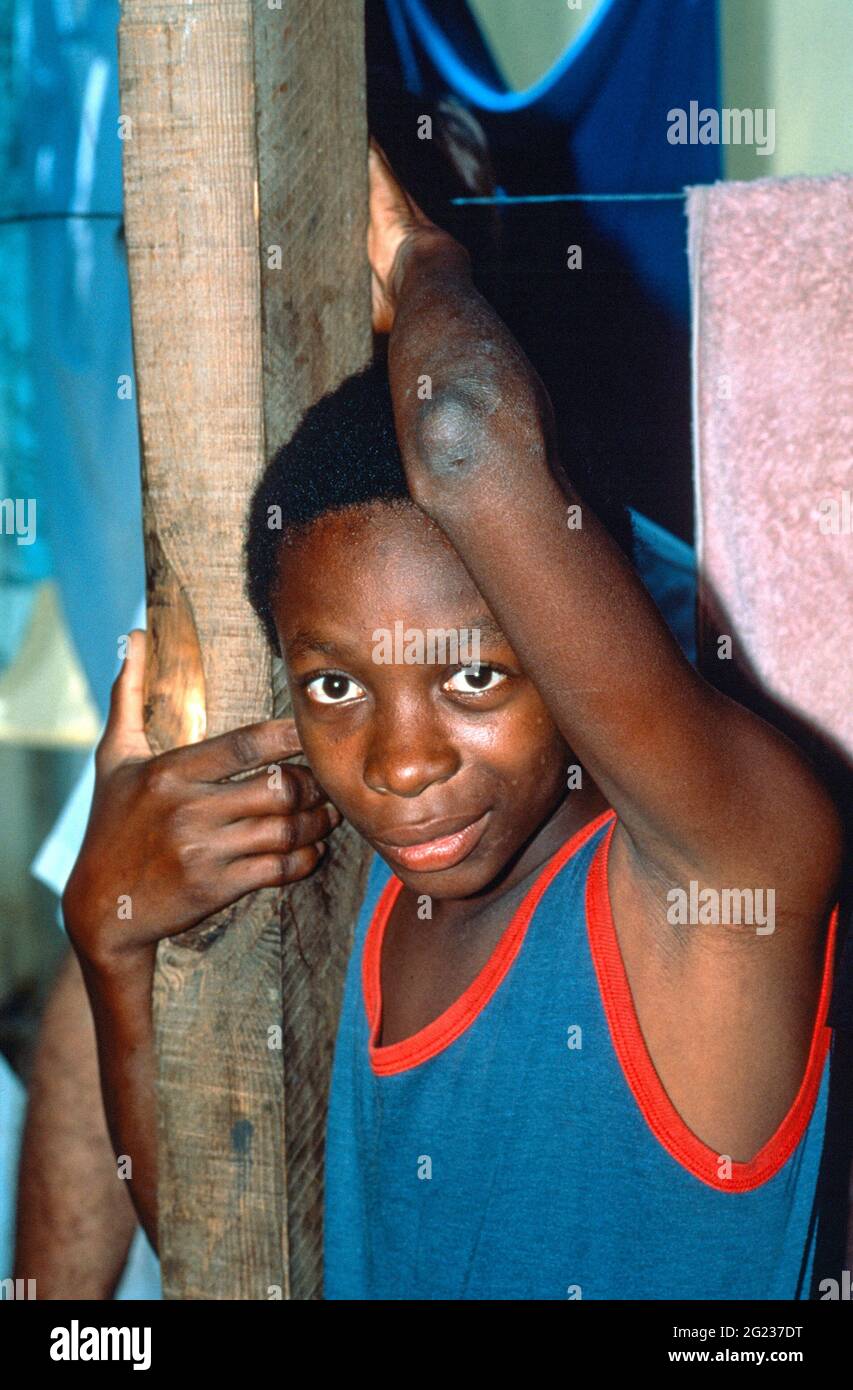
left=372, top=622, right=481, bottom=667
left=0, top=497, right=36, bottom=545
left=0, top=1277, right=36, bottom=1299
left=50, top=1320, right=151, bottom=1370
left=815, top=490, right=852, bottom=535
left=667, top=102, right=775, bottom=157
left=666, top=881, right=775, bottom=935
left=819, top=1271, right=853, bottom=1299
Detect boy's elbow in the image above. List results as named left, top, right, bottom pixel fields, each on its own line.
left=414, top=381, right=501, bottom=475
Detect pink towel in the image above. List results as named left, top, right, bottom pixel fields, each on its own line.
left=687, top=173, right=853, bottom=771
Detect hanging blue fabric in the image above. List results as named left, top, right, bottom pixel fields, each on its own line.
left=5, top=0, right=158, bottom=1302
left=17, top=0, right=145, bottom=716
left=371, top=0, right=721, bottom=541
left=379, top=0, right=721, bottom=322
left=390, top=0, right=623, bottom=113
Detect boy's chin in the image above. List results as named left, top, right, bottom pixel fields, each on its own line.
left=372, top=846, right=505, bottom=900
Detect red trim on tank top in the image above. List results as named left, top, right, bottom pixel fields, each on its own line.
left=363, top=809, right=616, bottom=1077
left=585, top=817, right=838, bottom=1193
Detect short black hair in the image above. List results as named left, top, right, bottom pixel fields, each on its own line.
left=245, top=359, right=411, bottom=652
left=245, top=357, right=634, bottom=654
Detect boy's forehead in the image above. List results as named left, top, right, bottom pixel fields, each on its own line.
left=275, top=501, right=488, bottom=630
left=280, top=500, right=477, bottom=597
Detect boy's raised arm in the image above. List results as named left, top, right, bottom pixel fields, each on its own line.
left=370, top=143, right=841, bottom=912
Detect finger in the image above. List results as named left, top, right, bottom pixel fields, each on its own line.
left=368, top=136, right=432, bottom=225
left=174, top=717, right=303, bottom=782
left=100, top=630, right=151, bottom=769
left=207, top=761, right=327, bottom=819
left=368, top=136, right=395, bottom=180
left=219, top=804, right=341, bottom=861
left=368, top=140, right=405, bottom=212
left=226, top=843, right=328, bottom=896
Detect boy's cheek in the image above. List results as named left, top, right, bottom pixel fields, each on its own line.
left=296, top=739, right=361, bottom=816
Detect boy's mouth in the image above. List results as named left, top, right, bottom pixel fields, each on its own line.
left=373, top=810, right=491, bottom=873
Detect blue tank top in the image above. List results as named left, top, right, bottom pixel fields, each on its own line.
left=324, top=812, right=837, bottom=1299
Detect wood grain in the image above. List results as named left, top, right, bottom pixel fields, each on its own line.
left=253, top=0, right=373, bottom=1302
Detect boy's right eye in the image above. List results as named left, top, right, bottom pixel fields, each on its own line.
left=304, top=673, right=366, bottom=706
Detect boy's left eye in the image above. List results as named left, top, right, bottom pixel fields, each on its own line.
left=443, top=665, right=506, bottom=695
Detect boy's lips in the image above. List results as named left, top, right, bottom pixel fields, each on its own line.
left=373, top=810, right=491, bottom=872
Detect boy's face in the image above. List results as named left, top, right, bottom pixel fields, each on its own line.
left=273, top=501, right=571, bottom=899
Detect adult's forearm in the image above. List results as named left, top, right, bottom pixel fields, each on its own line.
left=14, top=948, right=139, bottom=1298
left=75, top=946, right=160, bottom=1255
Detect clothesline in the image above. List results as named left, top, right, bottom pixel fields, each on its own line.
left=0, top=190, right=701, bottom=227
left=452, top=190, right=691, bottom=206
left=0, top=211, right=122, bottom=225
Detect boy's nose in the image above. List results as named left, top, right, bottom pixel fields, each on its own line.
left=363, top=716, right=459, bottom=799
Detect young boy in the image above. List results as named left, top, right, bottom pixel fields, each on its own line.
left=64, top=144, right=842, bottom=1300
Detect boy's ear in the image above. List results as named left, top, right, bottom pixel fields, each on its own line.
left=272, top=651, right=290, bottom=713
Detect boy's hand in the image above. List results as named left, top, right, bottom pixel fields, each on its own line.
left=368, top=137, right=456, bottom=334
left=63, top=631, right=341, bottom=972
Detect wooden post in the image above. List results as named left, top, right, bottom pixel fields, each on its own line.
left=119, top=0, right=371, bottom=1299
left=252, top=1, right=373, bottom=1300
